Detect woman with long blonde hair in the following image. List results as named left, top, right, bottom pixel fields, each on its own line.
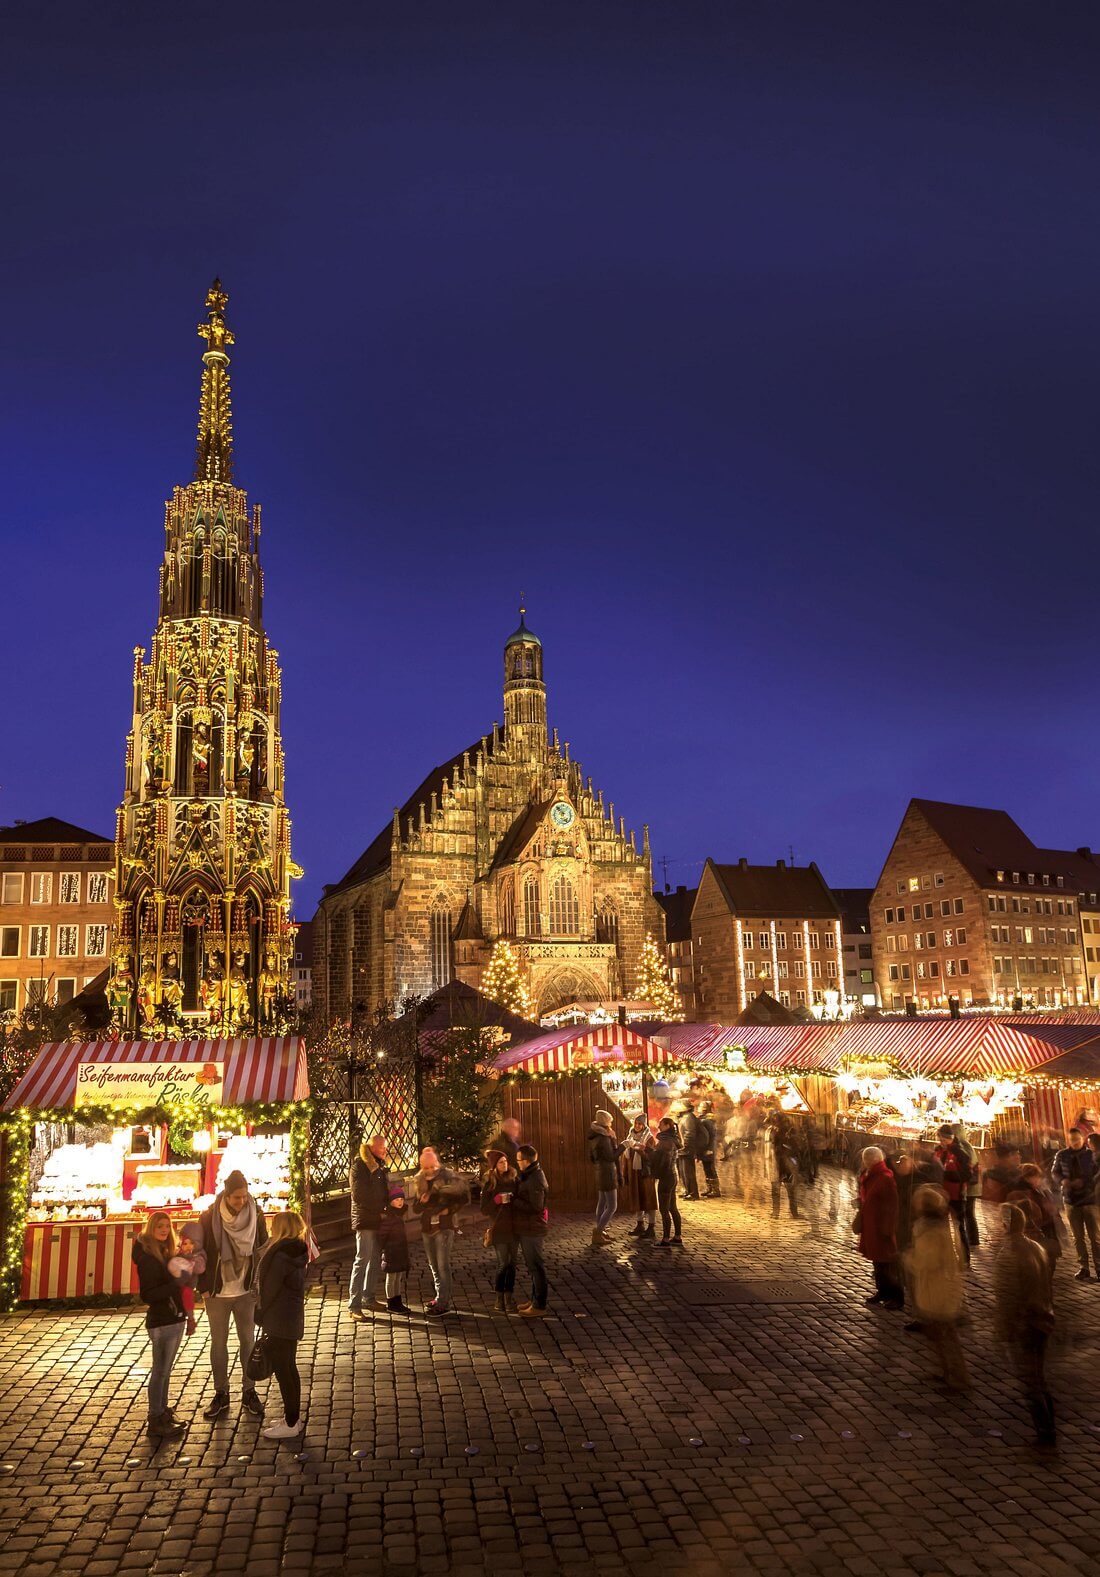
left=256, top=1210, right=309, bottom=1440
left=131, top=1211, right=187, bottom=1438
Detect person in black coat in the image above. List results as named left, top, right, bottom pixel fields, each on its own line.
left=348, top=1135, right=390, bottom=1318
left=256, top=1211, right=309, bottom=1440
left=512, top=1145, right=550, bottom=1316
left=378, top=1180, right=412, bottom=1314
left=651, top=1118, right=684, bottom=1246
left=588, top=1111, right=624, bottom=1246
left=131, top=1211, right=187, bottom=1439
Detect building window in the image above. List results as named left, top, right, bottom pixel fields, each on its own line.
left=27, top=978, right=49, bottom=1005
left=885, top=908, right=894, bottom=924
left=60, top=872, right=81, bottom=904
left=860, top=969, right=873, bottom=985
left=889, top=965, right=900, bottom=981
left=549, top=876, right=579, bottom=936
left=29, top=926, right=50, bottom=958
left=0, top=927, right=18, bottom=958
left=825, top=959, right=837, bottom=978
left=896, top=881, right=906, bottom=895
left=430, top=902, right=452, bottom=991
left=897, top=934, right=908, bottom=951
left=776, top=931, right=787, bottom=950
left=953, top=898, right=964, bottom=914
left=825, top=933, right=836, bottom=950
left=758, top=960, right=771, bottom=979
left=934, top=873, right=945, bottom=886
left=85, top=925, right=108, bottom=958
left=940, top=900, right=950, bottom=917
left=595, top=902, right=619, bottom=946
left=811, top=960, right=821, bottom=978
left=777, top=959, right=789, bottom=978
left=30, top=873, right=52, bottom=905
left=793, top=959, right=804, bottom=977
left=909, top=878, right=919, bottom=892
left=500, top=880, right=515, bottom=936
left=745, top=960, right=756, bottom=980
left=809, top=932, right=820, bottom=949
left=57, top=925, right=78, bottom=958
left=758, top=932, right=768, bottom=950
left=0, top=981, right=16, bottom=1013
left=1, top=874, right=22, bottom=905
left=901, top=963, right=911, bottom=980
left=959, top=960, right=969, bottom=976
left=56, top=979, right=76, bottom=1004
left=88, top=873, right=108, bottom=904
left=523, top=879, right=541, bottom=938
left=897, top=906, right=906, bottom=922
left=922, top=875, right=932, bottom=891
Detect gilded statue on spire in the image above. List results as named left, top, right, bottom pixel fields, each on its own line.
left=194, top=276, right=235, bottom=484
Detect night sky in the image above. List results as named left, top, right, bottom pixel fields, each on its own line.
left=3, top=2, right=1099, bottom=915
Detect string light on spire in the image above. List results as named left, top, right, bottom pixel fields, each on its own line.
left=195, top=276, right=234, bottom=484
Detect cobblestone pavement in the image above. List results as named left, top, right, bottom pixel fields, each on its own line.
left=1, top=1155, right=1099, bottom=1575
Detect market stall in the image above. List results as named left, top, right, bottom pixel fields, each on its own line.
left=0, top=1036, right=309, bottom=1306
left=493, top=1025, right=676, bottom=1206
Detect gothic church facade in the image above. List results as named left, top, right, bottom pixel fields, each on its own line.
left=312, top=610, right=663, bottom=1019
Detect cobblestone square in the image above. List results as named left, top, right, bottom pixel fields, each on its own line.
left=1, top=1157, right=1098, bottom=1575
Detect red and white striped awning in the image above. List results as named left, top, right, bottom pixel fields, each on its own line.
left=3, top=1037, right=309, bottom=1113
left=493, top=1023, right=671, bottom=1074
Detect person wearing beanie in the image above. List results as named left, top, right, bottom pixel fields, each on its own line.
left=513, top=1144, right=550, bottom=1316
left=587, top=1111, right=624, bottom=1246
left=196, top=1168, right=268, bottom=1421
left=348, top=1134, right=391, bottom=1320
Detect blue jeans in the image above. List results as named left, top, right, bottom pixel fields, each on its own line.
left=595, top=1189, right=618, bottom=1232
left=423, top=1232, right=453, bottom=1308
left=148, top=1321, right=184, bottom=1420
left=519, top=1235, right=548, bottom=1309
left=349, top=1229, right=382, bottom=1308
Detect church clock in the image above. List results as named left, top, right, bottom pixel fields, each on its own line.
left=550, top=800, right=575, bottom=829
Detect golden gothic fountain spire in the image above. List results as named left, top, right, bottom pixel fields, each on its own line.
left=194, top=276, right=235, bottom=484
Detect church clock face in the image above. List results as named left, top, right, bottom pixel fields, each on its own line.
left=550, top=800, right=575, bottom=829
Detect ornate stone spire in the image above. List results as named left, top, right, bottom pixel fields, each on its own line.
left=194, top=277, right=234, bottom=484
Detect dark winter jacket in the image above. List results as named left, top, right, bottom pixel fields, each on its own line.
left=195, top=1197, right=269, bottom=1296
left=587, top=1125, right=623, bottom=1191
left=677, top=1109, right=705, bottom=1158
left=132, top=1240, right=186, bottom=1331
left=411, top=1167, right=470, bottom=1235
left=480, top=1166, right=518, bottom=1244
left=1051, top=1144, right=1097, bottom=1206
left=512, top=1164, right=549, bottom=1237
left=487, top=1130, right=521, bottom=1168
left=379, top=1195, right=411, bottom=1275
left=994, top=1234, right=1054, bottom=1342
left=858, top=1160, right=899, bottom=1263
left=650, top=1130, right=682, bottom=1186
left=256, top=1237, right=308, bottom=1341
left=350, top=1147, right=391, bottom=1233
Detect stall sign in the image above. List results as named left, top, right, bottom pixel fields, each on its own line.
left=571, top=1042, right=627, bottom=1066
left=723, top=1045, right=748, bottom=1073
left=75, top=1060, right=224, bottom=1108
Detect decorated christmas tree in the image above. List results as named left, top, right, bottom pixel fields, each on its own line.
left=635, top=933, right=684, bottom=1021
left=481, top=940, right=533, bottom=1018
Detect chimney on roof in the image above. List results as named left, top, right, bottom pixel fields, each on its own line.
left=776, top=859, right=786, bottom=870
left=677, top=884, right=686, bottom=893
left=1078, top=847, right=1093, bottom=860
left=738, top=857, right=748, bottom=870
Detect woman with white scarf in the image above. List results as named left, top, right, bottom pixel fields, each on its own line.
left=196, top=1168, right=269, bottom=1421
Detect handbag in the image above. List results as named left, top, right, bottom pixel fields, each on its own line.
left=850, top=1208, right=863, bottom=1235
left=246, top=1330, right=273, bottom=1383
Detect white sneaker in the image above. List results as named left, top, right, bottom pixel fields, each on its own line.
left=262, top=1417, right=304, bottom=1439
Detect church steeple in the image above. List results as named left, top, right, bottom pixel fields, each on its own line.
left=503, top=598, right=547, bottom=759
left=194, top=277, right=234, bottom=484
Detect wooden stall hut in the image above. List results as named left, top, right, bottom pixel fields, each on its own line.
left=493, top=1025, right=674, bottom=1207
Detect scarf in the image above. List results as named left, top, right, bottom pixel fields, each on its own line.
left=215, top=1193, right=258, bottom=1283
left=590, top=1121, right=614, bottom=1137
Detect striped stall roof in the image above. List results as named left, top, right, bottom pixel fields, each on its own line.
left=493, top=1024, right=672, bottom=1074
left=832, top=1018, right=1100, bottom=1078
left=3, top=1037, right=309, bottom=1112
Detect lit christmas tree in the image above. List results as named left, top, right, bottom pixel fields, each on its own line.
left=635, top=934, right=684, bottom=1021
left=481, top=940, right=533, bottom=1018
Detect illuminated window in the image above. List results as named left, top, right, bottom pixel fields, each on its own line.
left=60, top=873, right=80, bottom=904
left=745, top=960, right=756, bottom=980
left=30, top=873, right=52, bottom=905
left=29, top=926, right=50, bottom=958
left=549, top=877, right=579, bottom=936
left=57, top=925, right=78, bottom=958
left=523, top=879, right=541, bottom=937
left=85, top=925, right=108, bottom=958
left=430, top=902, right=452, bottom=990
left=776, top=932, right=787, bottom=950
left=88, top=873, right=108, bottom=904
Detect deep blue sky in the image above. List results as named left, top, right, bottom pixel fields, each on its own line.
left=3, top=2, right=1099, bottom=914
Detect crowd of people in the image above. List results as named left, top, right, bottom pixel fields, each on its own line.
left=851, top=1121, right=1100, bottom=1450
left=128, top=1090, right=1099, bottom=1455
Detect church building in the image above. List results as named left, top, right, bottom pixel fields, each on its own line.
left=312, top=608, right=664, bottom=1019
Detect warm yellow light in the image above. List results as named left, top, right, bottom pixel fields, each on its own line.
left=192, top=1129, right=213, bottom=1153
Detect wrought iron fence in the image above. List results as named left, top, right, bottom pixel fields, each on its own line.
left=308, top=1055, right=421, bottom=1199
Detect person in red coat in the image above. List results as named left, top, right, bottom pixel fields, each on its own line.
left=858, top=1146, right=904, bottom=1309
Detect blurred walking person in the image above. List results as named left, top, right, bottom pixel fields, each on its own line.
left=994, top=1203, right=1056, bottom=1450
left=1050, top=1128, right=1100, bottom=1281
left=481, top=1151, right=519, bottom=1312
left=904, top=1186, right=969, bottom=1391
left=412, top=1147, right=470, bottom=1315
left=256, top=1211, right=309, bottom=1440
left=857, top=1146, right=903, bottom=1310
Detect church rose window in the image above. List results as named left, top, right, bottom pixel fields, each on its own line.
left=430, top=902, right=453, bottom=990
left=523, top=880, right=541, bottom=938
left=549, top=876, right=579, bottom=936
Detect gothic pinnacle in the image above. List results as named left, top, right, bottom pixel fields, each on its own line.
left=194, top=276, right=235, bottom=484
